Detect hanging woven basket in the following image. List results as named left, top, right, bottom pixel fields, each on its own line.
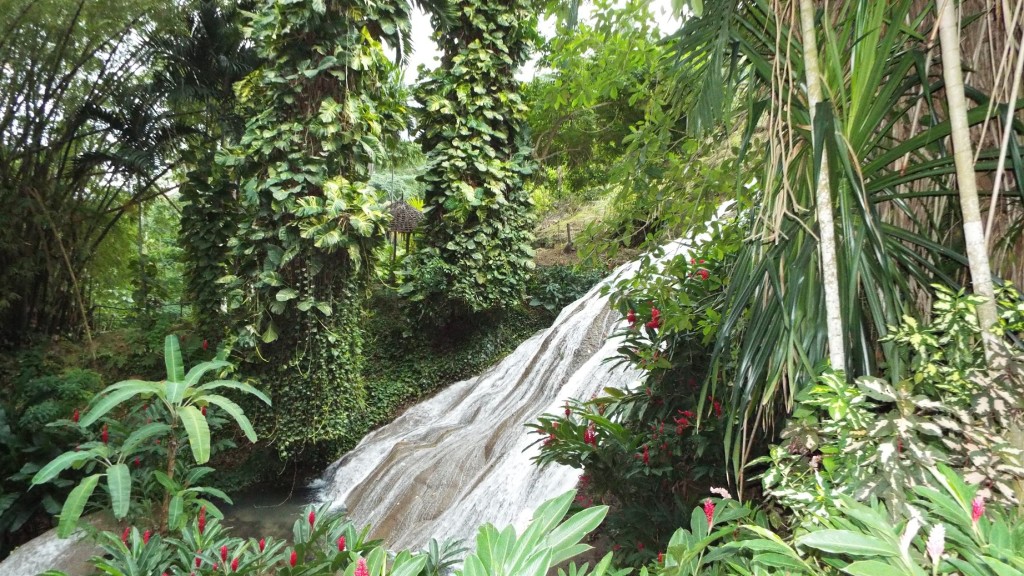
left=388, top=200, right=423, bottom=234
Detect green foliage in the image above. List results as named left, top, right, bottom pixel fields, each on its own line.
left=530, top=232, right=741, bottom=564
left=30, top=335, right=269, bottom=536
left=527, top=265, right=606, bottom=313
left=217, top=0, right=414, bottom=460
left=658, top=467, right=1024, bottom=575
left=39, top=491, right=606, bottom=576
left=405, top=0, right=539, bottom=313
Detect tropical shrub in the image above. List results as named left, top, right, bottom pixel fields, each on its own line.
left=527, top=265, right=606, bottom=313
left=39, top=490, right=609, bottom=576
left=658, top=466, right=1024, bottom=575
left=530, top=228, right=742, bottom=562
left=30, top=335, right=269, bottom=536
left=405, top=0, right=539, bottom=313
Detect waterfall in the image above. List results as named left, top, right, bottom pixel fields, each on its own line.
left=315, top=239, right=695, bottom=551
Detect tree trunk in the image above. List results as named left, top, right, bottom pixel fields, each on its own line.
left=798, top=0, right=847, bottom=373
left=937, top=0, right=1002, bottom=365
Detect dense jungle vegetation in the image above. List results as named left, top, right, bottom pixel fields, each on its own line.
left=2, top=0, right=1024, bottom=574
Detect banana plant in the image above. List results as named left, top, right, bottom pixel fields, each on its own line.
left=31, top=334, right=270, bottom=537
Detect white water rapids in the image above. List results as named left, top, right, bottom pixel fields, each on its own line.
left=315, top=239, right=697, bottom=551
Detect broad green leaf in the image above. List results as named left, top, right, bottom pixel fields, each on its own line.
left=546, top=505, right=608, bottom=565
left=81, top=383, right=159, bottom=427
left=843, top=560, right=906, bottom=576
left=165, top=335, right=185, bottom=382
left=32, top=450, right=95, bottom=486
left=57, top=474, right=101, bottom=538
left=389, top=555, right=428, bottom=576
left=178, top=406, right=210, bottom=464
left=203, top=395, right=258, bottom=443
left=168, top=495, right=184, bottom=530
left=197, top=380, right=271, bottom=406
left=796, top=530, right=896, bottom=557
left=106, top=464, right=130, bottom=519
left=121, top=423, right=171, bottom=454
left=183, top=360, right=231, bottom=387
left=166, top=381, right=187, bottom=405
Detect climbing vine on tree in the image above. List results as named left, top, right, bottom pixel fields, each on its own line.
left=217, top=0, right=410, bottom=459
left=406, top=0, right=539, bottom=313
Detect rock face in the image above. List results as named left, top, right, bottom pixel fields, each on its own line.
left=0, top=519, right=107, bottom=576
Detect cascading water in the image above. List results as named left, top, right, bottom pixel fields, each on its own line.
left=315, top=239, right=695, bottom=551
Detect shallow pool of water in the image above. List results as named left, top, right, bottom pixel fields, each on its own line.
left=219, top=482, right=316, bottom=541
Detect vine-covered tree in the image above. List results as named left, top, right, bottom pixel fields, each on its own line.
left=407, top=0, right=539, bottom=313
left=218, top=0, right=412, bottom=459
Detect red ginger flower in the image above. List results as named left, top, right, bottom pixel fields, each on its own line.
left=72, top=408, right=79, bottom=423
left=698, top=269, right=709, bottom=281
left=231, top=557, right=239, bottom=572
left=134, top=456, right=141, bottom=468
left=355, top=558, right=369, bottom=576
left=641, top=445, right=650, bottom=466
left=308, top=510, right=316, bottom=527
left=201, top=406, right=207, bottom=416
left=972, top=495, right=985, bottom=524
left=195, top=554, right=202, bottom=568
left=212, top=564, right=218, bottom=571
left=289, top=550, right=297, bottom=567
left=564, top=403, right=571, bottom=417
left=101, top=424, right=109, bottom=444
left=121, top=526, right=130, bottom=544
left=583, top=423, right=597, bottom=446
left=658, top=552, right=664, bottom=563
left=337, top=535, right=346, bottom=551
left=627, top=309, right=636, bottom=325
left=703, top=499, right=715, bottom=529
left=221, top=545, right=228, bottom=562
left=202, top=339, right=209, bottom=351
left=259, top=538, right=266, bottom=552
left=143, top=530, right=151, bottom=544
left=198, top=506, right=206, bottom=534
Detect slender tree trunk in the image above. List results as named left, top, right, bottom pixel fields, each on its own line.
left=798, top=0, right=846, bottom=372
left=937, top=0, right=1002, bottom=365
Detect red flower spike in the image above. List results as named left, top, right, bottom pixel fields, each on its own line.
left=354, top=558, right=369, bottom=576
left=195, top=555, right=202, bottom=568
left=627, top=309, right=636, bottom=325
left=212, top=564, right=218, bottom=571
left=202, top=339, right=209, bottom=351
left=198, top=506, right=206, bottom=534
left=231, top=557, right=239, bottom=572
left=658, top=552, right=664, bottom=563
left=972, top=496, right=985, bottom=523
left=637, top=542, right=644, bottom=551
left=121, top=527, right=130, bottom=544
left=201, top=406, right=207, bottom=416
left=703, top=499, right=715, bottom=529
left=221, top=545, right=228, bottom=563
left=308, top=510, right=316, bottom=527
left=642, top=445, right=650, bottom=466
left=143, top=530, right=151, bottom=544
left=72, top=408, right=79, bottom=423
left=289, top=550, right=297, bottom=567
left=134, top=456, right=141, bottom=468
left=337, top=535, right=346, bottom=551
left=698, top=269, right=709, bottom=281
left=583, top=423, right=597, bottom=446
left=101, top=424, right=109, bottom=444
left=564, top=403, right=571, bottom=418
left=259, top=538, right=266, bottom=552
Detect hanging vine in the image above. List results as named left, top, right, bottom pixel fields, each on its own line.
left=219, top=0, right=410, bottom=460
left=405, top=0, right=539, bottom=313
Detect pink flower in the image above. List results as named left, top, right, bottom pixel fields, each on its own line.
left=337, top=535, right=346, bottom=551
left=308, top=510, right=316, bottom=527
left=143, top=530, right=151, bottom=544
left=698, top=269, right=709, bottom=281
left=289, top=550, right=297, bottom=567
left=354, top=558, right=369, bottom=576
left=971, top=496, right=985, bottom=524
left=703, top=499, right=715, bottom=529
left=198, top=506, right=206, bottom=534
left=221, top=545, right=228, bottom=563
left=259, top=538, right=266, bottom=552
